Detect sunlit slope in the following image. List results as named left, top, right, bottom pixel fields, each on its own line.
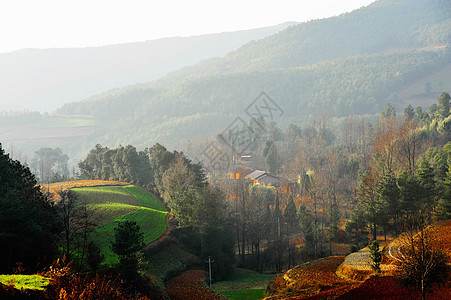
left=70, top=185, right=168, bottom=265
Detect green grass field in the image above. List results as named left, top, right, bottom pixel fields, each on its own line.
left=95, top=207, right=168, bottom=265
left=72, top=186, right=139, bottom=206
left=213, top=268, right=274, bottom=300
left=218, top=289, right=267, bottom=300
left=0, top=275, right=50, bottom=291
left=86, top=202, right=139, bottom=225
left=123, top=185, right=165, bottom=211
left=36, top=117, right=96, bottom=128
left=70, top=185, right=168, bottom=265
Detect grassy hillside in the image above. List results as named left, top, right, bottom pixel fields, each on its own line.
left=95, top=207, right=168, bottom=265
left=69, top=184, right=168, bottom=265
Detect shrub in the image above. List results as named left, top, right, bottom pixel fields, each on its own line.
left=368, top=240, right=382, bottom=272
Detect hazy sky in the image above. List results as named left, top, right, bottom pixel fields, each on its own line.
left=1, top=0, right=376, bottom=53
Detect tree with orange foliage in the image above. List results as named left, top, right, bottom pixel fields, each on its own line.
left=371, top=116, right=403, bottom=177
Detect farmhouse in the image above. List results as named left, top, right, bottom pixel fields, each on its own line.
left=245, top=170, right=279, bottom=186
left=229, top=166, right=253, bottom=179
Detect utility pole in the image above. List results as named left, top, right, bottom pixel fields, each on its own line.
left=206, top=256, right=214, bottom=288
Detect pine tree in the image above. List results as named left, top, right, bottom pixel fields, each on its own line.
left=327, top=201, right=340, bottom=239
left=0, top=144, right=59, bottom=273
left=438, top=92, right=450, bottom=119
left=404, top=104, right=415, bottom=119
left=368, top=240, right=382, bottom=272
left=417, top=158, right=438, bottom=208
left=377, top=172, right=401, bottom=235
left=299, top=204, right=315, bottom=254
left=111, top=220, right=146, bottom=283
left=273, top=192, right=284, bottom=272
left=327, top=201, right=340, bottom=255
left=283, top=194, right=298, bottom=233
left=345, top=205, right=368, bottom=251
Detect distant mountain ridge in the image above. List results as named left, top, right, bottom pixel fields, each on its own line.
left=56, top=0, right=450, bottom=142
left=0, top=22, right=295, bottom=112
left=1, top=0, right=450, bottom=162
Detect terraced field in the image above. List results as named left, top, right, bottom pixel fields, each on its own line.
left=48, top=181, right=169, bottom=266
left=71, top=184, right=168, bottom=265
left=265, top=220, right=451, bottom=299
left=336, top=247, right=396, bottom=281
left=95, top=206, right=168, bottom=265
left=264, top=256, right=358, bottom=299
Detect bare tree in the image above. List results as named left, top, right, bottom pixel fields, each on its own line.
left=56, top=190, right=99, bottom=270
left=397, top=118, right=427, bottom=178
left=397, top=211, right=450, bottom=300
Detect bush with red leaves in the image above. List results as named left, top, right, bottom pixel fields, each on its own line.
left=43, top=257, right=154, bottom=300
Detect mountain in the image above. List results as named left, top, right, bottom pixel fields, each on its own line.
left=1, top=0, right=450, bottom=162
left=0, top=22, right=295, bottom=112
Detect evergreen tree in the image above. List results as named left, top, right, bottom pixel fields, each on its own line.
left=283, top=194, right=298, bottom=233
left=327, top=201, right=340, bottom=240
left=345, top=204, right=369, bottom=251
left=429, top=103, right=439, bottom=118
left=404, top=104, right=415, bottom=119
left=357, top=171, right=383, bottom=240
left=111, top=220, right=146, bottom=283
left=435, top=144, right=451, bottom=220
left=327, top=201, right=340, bottom=255
left=273, top=192, right=284, bottom=272
left=377, top=172, right=401, bottom=235
left=381, top=103, right=396, bottom=118
left=78, top=144, right=109, bottom=179
left=263, top=140, right=278, bottom=174
left=398, top=172, right=423, bottom=213
left=438, top=92, right=450, bottom=119
left=0, top=144, right=59, bottom=273
left=417, top=158, right=438, bottom=208
left=433, top=198, right=451, bottom=221
left=368, top=240, right=382, bottom=272
left=298, top=204, right=315, bottom=254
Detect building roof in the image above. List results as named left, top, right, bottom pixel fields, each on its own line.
left=246, top=170, right=267, bottom=180
left=233, top=166, right=254, bottom=178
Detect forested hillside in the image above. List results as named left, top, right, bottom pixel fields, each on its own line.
left=55, top=0, right=450, bottom=150
left=167, top=0, right=450, bottom=75
left=1, top=0, right=450, bottom=161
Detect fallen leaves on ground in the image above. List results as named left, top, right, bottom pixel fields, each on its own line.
left=265, top=256, right=359, bottom=299
left=166, top=270, right=227, bottom=300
